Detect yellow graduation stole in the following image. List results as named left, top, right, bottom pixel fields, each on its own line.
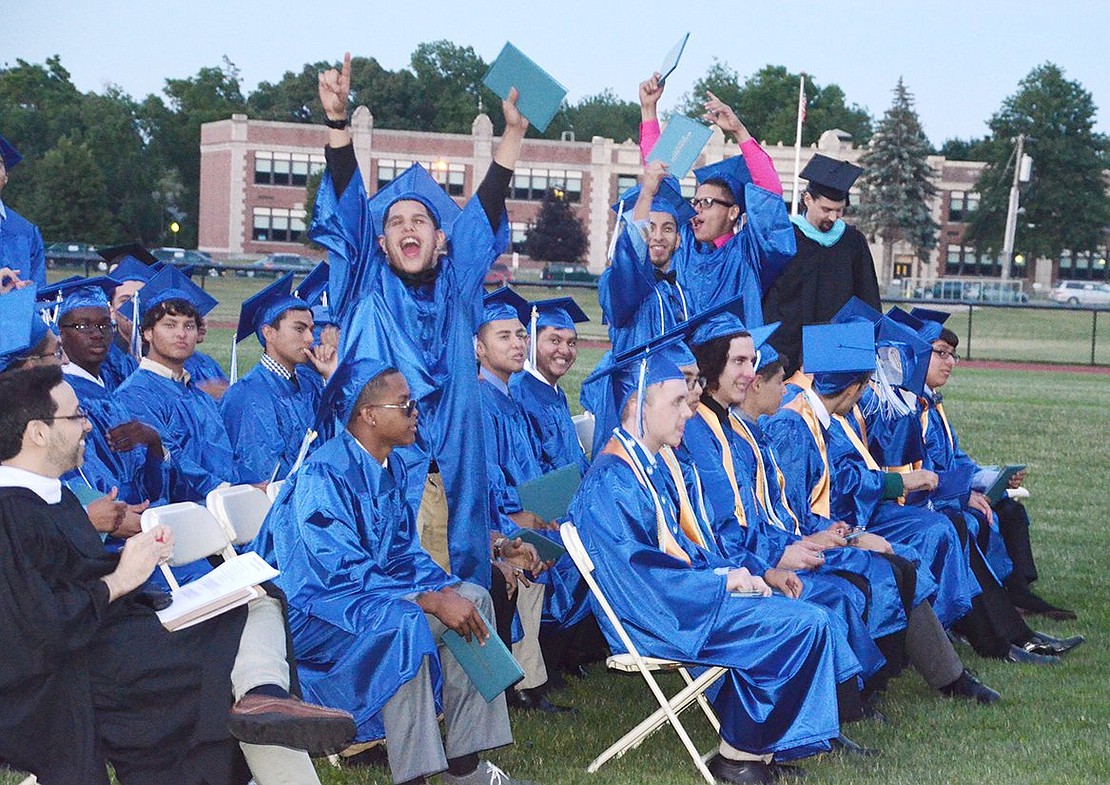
left=834, top=414, right=882, bottom=470
left=730, top=414, right=803, bottom=535
left=694, top=407, right=747, bottom=527
left=920, top=397, right=955, bottom=451
left=785, top=370, right=813, bottom=391
left=658, top=446, right=709, bottom=550
left=602, top=436, right=691, bottom=565
left=783, top=394, right=832, bottom=518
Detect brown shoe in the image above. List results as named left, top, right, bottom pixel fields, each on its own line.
left=228, top=694, right=356, bottom=756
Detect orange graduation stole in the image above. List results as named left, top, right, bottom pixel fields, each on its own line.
left=783, top=393, right=832, bottom=518
left=694, top=407, right=747, bottom=527
left=602, top=436, right=691, bottom=565
left=729, top=413, right=802, bottom=535
left=920, top=397, right=955, bottom=451
left=659, top=446, right=710, bottom=550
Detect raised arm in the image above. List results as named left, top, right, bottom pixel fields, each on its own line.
left=638, top=72, right=664, bottom=162
left=702, top=91, right=783, bottom=196
left=473, top=88, right=529, bottom=231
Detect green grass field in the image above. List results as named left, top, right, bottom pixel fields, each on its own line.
left=12, top=273, right=1105, bottom=785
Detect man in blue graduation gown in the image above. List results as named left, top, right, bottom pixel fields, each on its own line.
left=600, top=164, right=697, bottom=355
left=221, top=273, right=336, bottom=484
left=186, top=316, right=231, bottom=400
left=252, top=358, right=537, bottom=785
left=637, top=76, right=795, bottom=325
left=308, top=54, right=529, bottom=588
left=0, top=135, right=46, bottom=287
left=569, top=341, right=861, bottom=784
left=99, top=244, right=166, bottom=390
left=54, top=278, right=168, bottom=536
left=115, top=266, right=241, bottom=503
left=510, top=297, right=590, bottom=475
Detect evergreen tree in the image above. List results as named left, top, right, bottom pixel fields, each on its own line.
left=523, top=189, right=587, bottom=263
left=856, top=78, right=938, bottom=281
left=963, top=63, right=1110, bottom=266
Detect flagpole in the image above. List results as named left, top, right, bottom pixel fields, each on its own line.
left=790, top=75, right=806, bottom=216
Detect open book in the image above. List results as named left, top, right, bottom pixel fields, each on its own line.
left=156, top=552, right=279, bottom=632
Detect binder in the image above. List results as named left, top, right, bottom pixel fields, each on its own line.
left=516, top=464, right=581, bottom=523
left=441, top=609, right=525, bottom=701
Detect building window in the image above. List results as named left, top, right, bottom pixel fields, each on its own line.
left=948, top=190, right=979, bottom=222
left=253, top=207, right=307, bottom=242
left=616, top=174, right=638, bottom=199
left=377, top=159, right=467, bottom=196
left=510, top=222, right=529, bottom=254
left=254, top=152, right=325, bottom=187
left=512, top=168, right=583, bottom=202
left=944, top=245, right=1002, bottom=277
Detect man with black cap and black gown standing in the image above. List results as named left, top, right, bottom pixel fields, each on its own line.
left=762, top=155, right=881, bottom=375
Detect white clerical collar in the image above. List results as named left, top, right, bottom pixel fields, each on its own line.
left=802, top=387, right=831, bottom=429
left=0, top=465, right=62, bottom=504
left=140, top=356, right=191, bottom=384
left=478, top=364, right=510, bottom=396
left=63, top=362, right=105, bottom=387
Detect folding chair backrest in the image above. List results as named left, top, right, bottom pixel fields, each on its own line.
left=141, top=502, right=236, bottom=566
left=560, top=521, right=647, bottom=663
left=572, top=413, right=595, bottom=457
left=206, top=485, right=271, bottom=546
left=266, top=479, right=286, bottom=503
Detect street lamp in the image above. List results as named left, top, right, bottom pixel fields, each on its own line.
left=170, top=221, right=180, bottom=245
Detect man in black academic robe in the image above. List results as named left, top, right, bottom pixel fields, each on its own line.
left=762, top=154, right=881, bottom=375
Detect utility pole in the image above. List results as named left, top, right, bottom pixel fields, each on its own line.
left=1000, top=134, right=1029, bottom=280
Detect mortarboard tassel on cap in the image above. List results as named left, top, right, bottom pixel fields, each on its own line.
left=607, top=198, right=625, bottom=262
left=527, top=305, right=538, bottom=370
left=130, top=291, right=142, bottom=363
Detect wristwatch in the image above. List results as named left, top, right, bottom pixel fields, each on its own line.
left=323, top=115, right=349, bottom=130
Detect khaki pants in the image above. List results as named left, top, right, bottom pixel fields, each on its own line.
left=417, top=472, right=451, bottom=573
left=512, top=581, right=548, bottom=691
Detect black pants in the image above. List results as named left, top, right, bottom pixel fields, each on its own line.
left=995, top=498, right=1039, bottom=589
left=945, top=511, right=1033, bottom=658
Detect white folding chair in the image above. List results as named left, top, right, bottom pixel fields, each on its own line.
left=560, top=522, right=726, bottom=784
left=572, top=412, right=595, bottom=458
left=266, top=479, right=286, bottom=503
left=141, top=502, right=237, bottom=591
left=206, top=484, right=272, bottom=546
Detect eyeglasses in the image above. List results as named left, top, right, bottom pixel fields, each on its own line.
left=365, top=399, right=418, bottom=417
left=685, top=375, right=707, bottom=392
left=931, top=348, right=960, bottom=364
left=61, top=321, right=114, bottom=334
left=689, top=197, right=736, bottom=211
left=48, top=406, right=89, bottom=423
left=15, top=346, right=64, bottom=363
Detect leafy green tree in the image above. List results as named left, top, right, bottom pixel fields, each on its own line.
left=679, top=63, right=872, bottom=146
left=936, top=137, right=991, bottom=161
left=964, top=62, right=1110, bottom=265
left=855, top=78, right=938, bottom=279
left=27, top=135, right=114, bottom=242
left=139, top=57, right=247, bottom=247
left=541, top=89, right=640, bottom=143
left=523, top=189, right=587, bottom=263
left=408, top=41, right=503, bottom=133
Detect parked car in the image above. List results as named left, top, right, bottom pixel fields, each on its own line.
left=1050, top=280, right=1110, bottom=307
left=484, top=261, right=512, bottom=286
left=152, top=247, right=218, bottom=270
left=237, top=253, right=318, bottom=278
left=44, top=241, right=101, bottom=270
left=541, top=262, right=597, bottom=283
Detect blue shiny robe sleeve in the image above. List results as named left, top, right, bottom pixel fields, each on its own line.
left=0, top=207, right=46, bottom=287
left=184, top=351, right=228, bottom=385
left=251, top=431, right=455, bottom=742
left=115, top=370, right=237, bottom=502
left=220, top=364, right=324, bottom=484
left=99, top=342, right=139, bottom=392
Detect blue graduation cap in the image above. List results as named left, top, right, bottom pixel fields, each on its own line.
left=50, top=276, right=120, bottom=322
left=0, top=133, right=23, bottom=170
left=295, top=261, right=330, bottom=307
left=756, top=341, right=780, bottom=372
left=803, top=321, right=877, bottom=396
left=370, top=164, right=462, bottom=237
left=0, top=286, right=47, bottom=373
left=831, top=296, right=883, bottom=326
left=482, top=42, right=568, bottom=133
left=611, top=175, right=696, bottom=225
left=128, top=263, right=218, bottom=322
left=694, top=156, right=753, bottom=212
left=480, top=286, right=530, bottom=329
left=231, top=272, right=309, bottom=382
left=318, top=355, right=397, bottom=425
left=909, top=307, right=951, bottom=343
left=524, top=295, right=589, bottom=369
left=875, top=317, right=932, bottom=399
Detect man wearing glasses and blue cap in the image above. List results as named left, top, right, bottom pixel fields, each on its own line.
left=637, top=74, right=795, bottom=328
left=0, top=133, right=46, bottom=288
left=310, top=53, right=530, bottom=591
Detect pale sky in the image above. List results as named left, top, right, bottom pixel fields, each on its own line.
left=6, top=0, right=1108, bottom=146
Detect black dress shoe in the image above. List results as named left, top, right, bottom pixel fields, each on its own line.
left=1004, top=643, right=1060, bottom=665
left=939, top=669, right=1001, bottom=705
left=706, top=754, right=776, bottom=784
left=1025, top=632, right=1085, bottom=656
left=828, top=733, right=881, bottom=757
left=508, top=688, right=575, bottom=714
